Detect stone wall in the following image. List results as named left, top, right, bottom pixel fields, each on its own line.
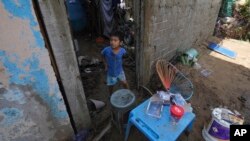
left=0, top=0, right=73, bottom=140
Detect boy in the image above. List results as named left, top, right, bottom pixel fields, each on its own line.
left=101, top=31, right=129, bottom=95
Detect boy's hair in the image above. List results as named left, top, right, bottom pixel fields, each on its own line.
left=110, top=31, right=124, bottom=41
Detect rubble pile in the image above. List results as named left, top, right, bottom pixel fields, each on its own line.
left=214, top=0, right=250, bottom=41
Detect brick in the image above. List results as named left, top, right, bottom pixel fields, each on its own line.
left=141, top=0, right=222, bottom=84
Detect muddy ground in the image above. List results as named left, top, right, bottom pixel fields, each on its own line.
left=77, top=36, right=250, bottom=141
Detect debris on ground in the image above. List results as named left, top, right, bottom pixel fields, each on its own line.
left=78, top=55, right=103, bottom=68
left=88, top=99, right=105, bottom=111
left=200, top=69, right=213, bottom=77
left=78, top=55, right=105, bottom=97
left=193, top=62, right=202, bottom=69
left=215, top=0, right=250, bottom=41
left=238, top=95, right=247, bottom=103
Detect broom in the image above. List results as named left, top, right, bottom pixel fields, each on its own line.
left=156, top=59, right=177, bottom=90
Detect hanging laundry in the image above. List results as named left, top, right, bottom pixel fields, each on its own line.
left=119, top=0, right=126, bottom=9
left=112, top=0, right=121, bottom=8
left=85, top=0, right=99, bottom=37
left=101, top=0, right=114, bottom=37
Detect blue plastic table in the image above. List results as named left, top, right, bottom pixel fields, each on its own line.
left=125, top=99, right=195, bottom=141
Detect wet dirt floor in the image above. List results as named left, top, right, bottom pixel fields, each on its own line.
left=77, top=36, right=250, bottom=141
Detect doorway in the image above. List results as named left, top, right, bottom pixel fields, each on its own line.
left=65, top=1, right=138, bottom=98
left=65, top=0, right=140, bottom=138
left=35, top=0, right=144, bottom=139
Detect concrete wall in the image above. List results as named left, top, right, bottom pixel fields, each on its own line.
left=0, top=0, right=74, bottom=140
left=141, top=0, right=222, bottom=84
left=37, top=0, right=91, bottom=130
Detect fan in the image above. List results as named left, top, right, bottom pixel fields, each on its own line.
left=156, top=59, right=193, bottom=100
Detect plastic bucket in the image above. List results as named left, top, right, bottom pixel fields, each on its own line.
left=202, top=126, right=217, bottom=141
left=204, top=108, right=231, bottom=141
left=110, top=89, right=135, bottom=111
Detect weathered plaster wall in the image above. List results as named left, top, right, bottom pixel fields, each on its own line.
left=0, top=0, right=73, bottom=140
left=141, top=0, right=222, bottom=84
left=37, top=0, right=91, bottom=130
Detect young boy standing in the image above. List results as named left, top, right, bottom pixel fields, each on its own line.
left=101, top=31, right=129, bottom=95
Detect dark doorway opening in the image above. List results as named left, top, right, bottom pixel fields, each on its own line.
left=65, top=0, right=140, bottom=140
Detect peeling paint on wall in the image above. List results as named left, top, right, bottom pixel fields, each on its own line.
left=0, top=52, right=68, bottom=118
left=0, top=108, right=23, bottom=126
left=3, top=87, right=26, bottom=104
left=0, top=0, right=68, bottom=119
left=2, top=0, right=44, bottom=48
left=0, top=0, right=74, bottom=140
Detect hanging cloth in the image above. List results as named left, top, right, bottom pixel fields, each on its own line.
left=112, top=0, right=121, bottom=8
left=100, top=0, right=114, bottom=37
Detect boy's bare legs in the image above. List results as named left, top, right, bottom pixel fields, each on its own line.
left=120, top=80, right=129, bottom=89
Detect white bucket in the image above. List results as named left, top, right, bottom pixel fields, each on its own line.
left=202, top=108, right=232, bottom=141
left=202, top=126, right=217, bottom=141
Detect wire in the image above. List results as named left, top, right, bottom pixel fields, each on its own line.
left=139, top=85, right=154, bottom=96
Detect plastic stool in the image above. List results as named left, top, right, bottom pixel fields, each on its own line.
left=110, top=89, right=136, bottom=134
left=125, top=99, right=195, bottom=141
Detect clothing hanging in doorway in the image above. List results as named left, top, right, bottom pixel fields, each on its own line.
left=86, top=0, right=101, bottom=36
left=112, top=0, right=121, bottom=8
left=100, top=0, right=114, bottom=37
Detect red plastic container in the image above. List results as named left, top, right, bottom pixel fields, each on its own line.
left=170, top=105, right=184, bottom=125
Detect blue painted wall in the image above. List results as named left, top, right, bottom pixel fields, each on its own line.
left=0, top=0, right=73, bottom=140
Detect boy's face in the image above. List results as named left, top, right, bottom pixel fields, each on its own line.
left=110, top=36, right=122, bottom=49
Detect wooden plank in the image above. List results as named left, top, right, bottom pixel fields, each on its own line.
left=37, top=0, right=91, bottom=130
